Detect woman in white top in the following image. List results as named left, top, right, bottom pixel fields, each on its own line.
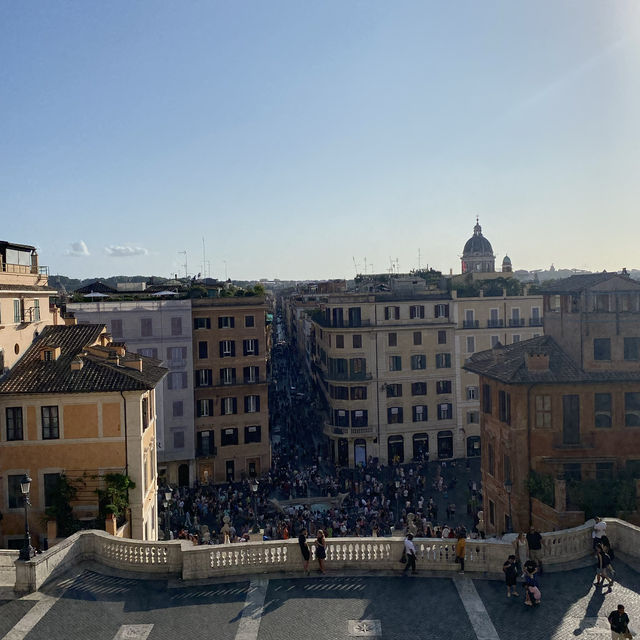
left=514, top=532, right=528, bottom=575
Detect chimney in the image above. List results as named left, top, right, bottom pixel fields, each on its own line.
left=70, top=357, right=84, bottom=371
left=525, top=352, right=550, bottom=372
left=123, top=356, right=143, bottom=372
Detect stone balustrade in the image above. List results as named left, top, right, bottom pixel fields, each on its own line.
left=11, top=518, right=639, bottom=594
left=0, top=550, right=19, bottom=587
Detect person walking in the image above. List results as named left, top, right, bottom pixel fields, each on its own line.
left=593, top=517, right=607, bottom=550
left=523, top=560, right=541, bottom=606
left=315, top=529, right=327, bottom=574
left=608, top=605, right=631, bottom=640
left=455, top=533, right=466, bottom=574
left=514, top=532, right=528, bottom=576
left=526, top=526, right=545, bottom=573
left=503, top=555, right=520, bottom=598
left=595, top=543, right=614, bottom=589
left=403, top=533, right=417, bottom=575
left=298, top=528, right=311, bottom=576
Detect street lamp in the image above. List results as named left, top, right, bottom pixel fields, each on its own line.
left=19, top=474, right=35, bottom=561
left=395, top=479, right=401, bottom=525
left=251, top=479, right=259, bottom=533
left=504, top=480, right=513, bottom=533
left=163, top=487, right=172, bottom=540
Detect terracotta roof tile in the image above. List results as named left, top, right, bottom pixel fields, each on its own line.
left=0, top=324, right=167, bottom=394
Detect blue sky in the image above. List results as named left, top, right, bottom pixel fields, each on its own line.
left=1, top=1, right=639, bottom=280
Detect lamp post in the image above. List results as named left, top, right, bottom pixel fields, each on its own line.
left=504, top=480, right=513, bottom=533
left=395, top=479, right=401, bottom=525
left=19, top=474, right=35, bottom=561
left=163, top=487, right=172, bottom=540
left=251, top=479, right=259, bottom=533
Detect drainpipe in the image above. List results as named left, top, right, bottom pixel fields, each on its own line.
left=120, top=390, right=129, bottom=476
left=374, top=303, right=380, bottom=462
left=526, top=384, right=535, bottom=527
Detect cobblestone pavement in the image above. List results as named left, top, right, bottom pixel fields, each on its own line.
left=1, top=560, right=637, bottom=640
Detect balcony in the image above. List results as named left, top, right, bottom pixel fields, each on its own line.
left=487, top=319, right=504, bottom=328
left=196, top=446, right=217, bottom=458
left=213, top=376, right=262, bottom=388
left=529, top=318, right=543, bottom=327
left=462, top=320, right=479, bottom=329
left=312, top=313, right=373, bottom=329
left=325, top=372, right=373, bottom=382
left=323, top=422, right=374, bottom=438
left=508, top=318, right=525, bottom=327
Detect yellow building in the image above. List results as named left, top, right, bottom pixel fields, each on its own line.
left=0, top=324, right=167, bottom=547
left=0, top=240, right=60, bottom=372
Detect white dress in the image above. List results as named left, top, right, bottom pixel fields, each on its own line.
left=516, top=538, right=528, bottom=566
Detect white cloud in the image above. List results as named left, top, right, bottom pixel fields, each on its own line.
left=104, top=245, right=149, bottom=257
left=65, top=241, right=90, bottom=257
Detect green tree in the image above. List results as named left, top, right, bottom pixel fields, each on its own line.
left=96, top=474, right=135, bottom=525
left=44, top=474, right=81, bottom=537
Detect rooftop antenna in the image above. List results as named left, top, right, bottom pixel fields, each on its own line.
left=223, top=259, right=228, bottom=281
left=202, top=237, right=206, bottom=280
left=418, top=248, right=421, bottom=270
left=352, top=256, right=360, bottom=276
left=363, top=257, right=368, bottom=274
left=178, top=250, right=187, bottom=278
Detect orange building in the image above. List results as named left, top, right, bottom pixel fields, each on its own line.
left=465, top=272, right=640, bottom=533
left=191, top=297, right=271, bottom=483
left=0, top=324, right=166, bottom=547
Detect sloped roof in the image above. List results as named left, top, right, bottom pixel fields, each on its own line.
left=74, top=281, right=118, bottom=294
left=0, top=324, right=167, bottom=395
left=463, top=335, right=640, bottom=384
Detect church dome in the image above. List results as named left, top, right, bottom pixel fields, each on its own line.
left=461, top=218, right=496, bottom=274
left=463, top=220, right=494, bottom=256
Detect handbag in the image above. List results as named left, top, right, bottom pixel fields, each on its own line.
left=400, top=551, right=407, bottom=564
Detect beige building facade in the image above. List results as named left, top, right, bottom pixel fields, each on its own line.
left=0, top=241, right=60, bottom=372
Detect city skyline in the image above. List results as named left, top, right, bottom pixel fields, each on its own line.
left=2, top=1, right=639, bottom=280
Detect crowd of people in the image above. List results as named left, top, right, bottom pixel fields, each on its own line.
left=160, top=329, right=483, bottom=546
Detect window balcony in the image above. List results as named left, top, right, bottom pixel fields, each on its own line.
left=529, top=318, right=543, bottom=327
left=196, top=445, right=217, bottom=458
left=323, top=422, right=373, bottom=438
left=508, top=318, right=525, bottom=327
left=487, top=319, right=504, bottom=328
left=462, top=320, right=479, bottom=329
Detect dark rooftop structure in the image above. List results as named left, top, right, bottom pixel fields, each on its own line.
left=0, top=324, right=167, bottom=394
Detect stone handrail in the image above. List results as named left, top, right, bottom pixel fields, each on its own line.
left=11, top=517, right=638, bottom=593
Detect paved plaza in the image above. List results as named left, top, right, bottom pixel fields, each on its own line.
left=0, top=559, right=638, bottom=640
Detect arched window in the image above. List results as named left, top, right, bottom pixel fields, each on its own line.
left=354, top=439, right=367, bottom=466
left=437, top=430, right=453, bottom=459
left=338, top=438, right=349, bottom=466
left=388, top=435, right=404, bottom=464
left=412, top=433, right=429, bottom=461
left=466, top=436, right=481, bottom=457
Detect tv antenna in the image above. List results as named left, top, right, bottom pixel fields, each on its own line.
left=178, top=250, right=187, bottom=278
left=352, top=256, right=360, bottom=276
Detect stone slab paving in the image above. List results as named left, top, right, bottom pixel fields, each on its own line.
left=473, top=561, right=640, bottom=640
left=0, top=601, right=36, bottom=638
left=0, top=561, right=637, bottom=640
